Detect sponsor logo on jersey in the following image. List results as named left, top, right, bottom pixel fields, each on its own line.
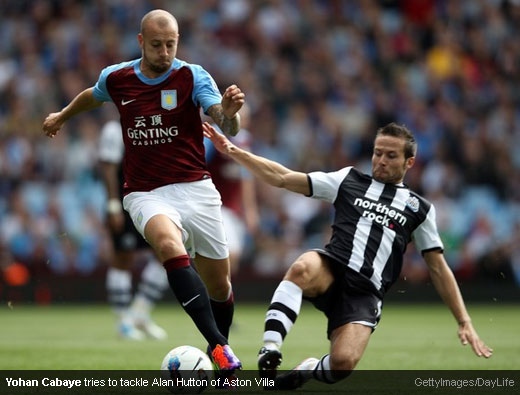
left=405, top=196, right=420, bottom=212
left=126, top=114, right=179, bottom=146
left=161, top=90, right=177, bottom=110
left=126, top=126, right=179, bottom=145
left=353, top=197, right=407, bottom=228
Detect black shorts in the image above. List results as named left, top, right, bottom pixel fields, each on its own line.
left=305, top=249, right=383, bottom=339
left=109, top=210, right=149, bottom=252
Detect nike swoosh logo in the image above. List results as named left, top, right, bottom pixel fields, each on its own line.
left=121, top=99, right=136, bottom=105
left=181, top=294, right=200, bottom=307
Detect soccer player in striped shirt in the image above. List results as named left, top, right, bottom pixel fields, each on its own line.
left=203, top=122, right=493, bottom=389
left=43, top=9, right=242, bottom=372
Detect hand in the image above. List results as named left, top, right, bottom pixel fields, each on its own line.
left=202, top=122, right=236, bottom=155
left=458, top=321, right=493, bottom=358
left=43, top=112, right=65, bottom=138
left=221, top=85, right=245, bottom=119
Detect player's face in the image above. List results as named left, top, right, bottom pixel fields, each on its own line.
left=138, top=23, right=178, bottom=76
left=372, top=135, right=415, bottom=184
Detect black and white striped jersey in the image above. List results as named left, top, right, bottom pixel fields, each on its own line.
left=308, top=166, right=443, bottom=297
left=98, top=120, right=125, bottom=196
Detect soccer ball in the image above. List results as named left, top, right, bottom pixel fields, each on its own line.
left=160, top=345, right=214, bottom=393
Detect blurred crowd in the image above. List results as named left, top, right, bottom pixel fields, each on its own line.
left=1, top=0, right=519, bottom=295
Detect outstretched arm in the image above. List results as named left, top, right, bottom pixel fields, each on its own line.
left=424, top=251, right=493, bottom=358
left=203, top=122, right=310, bottom=195
left=207, top=85, right=244, bottom=137
left=43, top=87, right=103, bottom=138
left=241, top=177, right=259, bottom=235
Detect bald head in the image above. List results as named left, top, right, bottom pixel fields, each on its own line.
left=140, top=9, right=178, bottom=36
left=138, top=9, right=179, bottom=78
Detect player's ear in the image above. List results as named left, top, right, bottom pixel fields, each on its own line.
left=405, top=156, right=415, bottom=170
left=137, top=33, right=144, bottom=49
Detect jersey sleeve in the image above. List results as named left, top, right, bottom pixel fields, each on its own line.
left=190, top=65, right=222, bottom=114
left=92, top=65, right=115, bottom=102
left=412, top=204, right=444, bottom=253
left=92, top=60, right=136, bottom=102
left=98, top=121, right=124, bottom=164
left=308, top=167, right=352, bottom=203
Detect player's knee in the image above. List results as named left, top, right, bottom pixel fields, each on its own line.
left=206, top=278, right=231, bottom=300
left=285, top=259, right=311, bottom=287
left=154, top=238, right=181, bottom=261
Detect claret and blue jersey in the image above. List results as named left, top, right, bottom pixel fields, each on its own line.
left=93, top=58, right=222, bottom=194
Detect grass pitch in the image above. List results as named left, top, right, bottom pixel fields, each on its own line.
left=0, top=302, right=517, bottom=371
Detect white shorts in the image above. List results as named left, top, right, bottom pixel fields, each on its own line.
left=221, top=206, right=246, bottom=255
left=122, top=178, right=229, bottom=259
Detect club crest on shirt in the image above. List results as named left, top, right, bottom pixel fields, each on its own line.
left=161, top=90, right=177, bottom=110
left=405, top=196, right=420, bottom=213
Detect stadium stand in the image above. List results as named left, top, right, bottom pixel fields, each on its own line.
left=0, top=0, right=518, bottom=302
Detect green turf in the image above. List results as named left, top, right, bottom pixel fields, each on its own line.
left=0, top=302, right=517, bottom=370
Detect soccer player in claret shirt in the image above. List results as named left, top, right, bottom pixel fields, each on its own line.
left=203, top=122, right=493, bottom=389
left=43, top=9, right=242, bottom=372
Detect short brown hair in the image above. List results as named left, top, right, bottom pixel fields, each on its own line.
left=376, top=123, right=417, bottom=159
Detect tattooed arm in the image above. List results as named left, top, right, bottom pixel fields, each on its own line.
left=207, top=104, right=240, bottom=136
left=207, top=85, right=245, bottom=136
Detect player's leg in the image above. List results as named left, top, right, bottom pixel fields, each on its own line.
left=124, top=190, right=231, bottom=352
left=106, top=250, right=145, bottom=340
left=258, top=251, right=334, bottom=377
left=276, top=271, right=381, bottom=390
left=143, top=214, right=230, bottom=348
left=106, top=218, right=145, bottom=340
left=184, top=179, right=241, bottom=372
left=220, top=206, right=246, bottom=276
left=193, top=256, right=242, bottom=386
left=275, top=323, right=372, bottom=390
left=186, top=180, right=237, bottom=342
left=145, top=215, right=240, bottom=371
left=108, top=209, right=168, bottom=340
left=130, top=254, right=169, bottom=340
left=193, top=254, right=234, bottom=341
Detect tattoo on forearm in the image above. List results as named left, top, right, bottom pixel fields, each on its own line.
left=208, top=105, right=240, bottom=136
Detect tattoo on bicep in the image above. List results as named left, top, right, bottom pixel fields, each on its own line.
left=208, top=104, right=240, bottom=136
